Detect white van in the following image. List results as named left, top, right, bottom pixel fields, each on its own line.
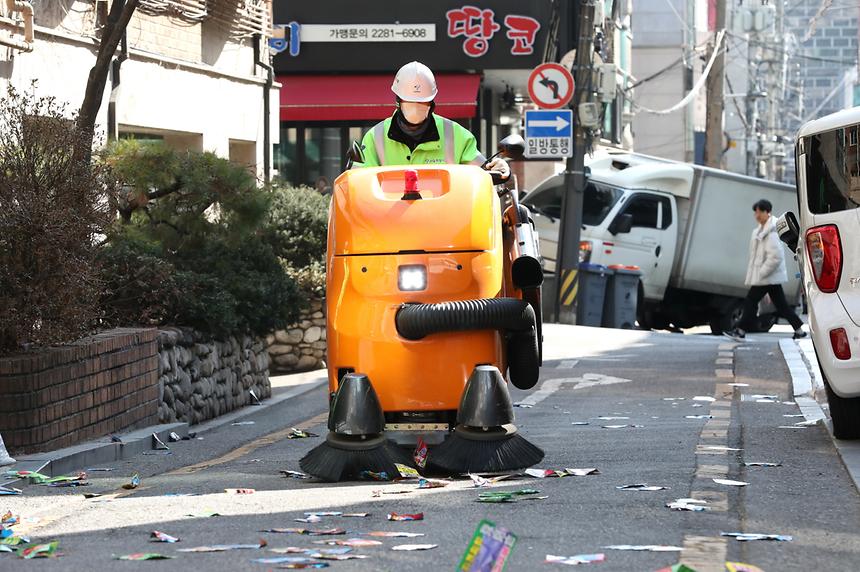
left=777, top=106, right=860, bottom=439
left=524, top=153, right=801, bottom=332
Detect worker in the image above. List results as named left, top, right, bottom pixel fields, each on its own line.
left=358, top=61, right=510, bottom=179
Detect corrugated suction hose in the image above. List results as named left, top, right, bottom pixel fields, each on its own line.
left=395, top=298, right=539, bottom=389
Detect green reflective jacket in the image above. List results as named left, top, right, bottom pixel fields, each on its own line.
left=359, top=113, right=485, bottom=167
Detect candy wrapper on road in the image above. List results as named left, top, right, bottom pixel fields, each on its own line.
left=19, top=541, right=60, bottom=559
left=361, top=470, right=391, bottom=481
left=391, top=544, right=438, bottom=551
left=387, top=512, right=423, bottom=521
left=545, top=553, right=605, bottom=565
left=263, top=528, right=346, bottom=535
left=525, top=468, right=599, bottom=478
left=725, top=563, right=765, bottom=572
left=418, top=478, right=448, bottom=489
left=617, top=484, right=668, bottom=491
left=603, top=545, right=683, bottom=552
left=395, top=464, right=421, bottom=479
left=312, top=538, right=382, bottom=547
left=458, top=519, right=516, bottom=572
left=364, top=531, right=425, bottom=538
left=177, top=539, right=267, bottom=552
left=122, top=473, right=141, bottom=490
left=720, top=532, right=792, bottom=542
left=414, top=437, right=429, bottom=469
left=469, top=473, right=515, bottom=487
left=116, top=553, right=173, bottom=560
left=288, top=428, right=318, bottom=439
left=0, top=486, right=21, bottom=495
left=655, top=565, right=697, bottom=572
left=281, top=470, right=313, bottom=480
left=150, top=530, right=180, bottom=543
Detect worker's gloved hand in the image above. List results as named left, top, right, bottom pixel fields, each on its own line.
left=484, top=157, right=511, bottom=181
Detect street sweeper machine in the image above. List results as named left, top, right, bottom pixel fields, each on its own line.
left=300, top=136, right=547, bottom=482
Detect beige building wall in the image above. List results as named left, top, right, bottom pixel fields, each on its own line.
left=0, top=0, right=276, bottom=181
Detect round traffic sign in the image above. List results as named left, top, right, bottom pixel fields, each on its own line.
left=527, top=63, right=574, bottom=109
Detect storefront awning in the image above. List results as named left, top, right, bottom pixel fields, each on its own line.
left=278, top=74, right=480, bottom=121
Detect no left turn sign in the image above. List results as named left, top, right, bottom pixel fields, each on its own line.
left=527, top=63, right=574, bottom=109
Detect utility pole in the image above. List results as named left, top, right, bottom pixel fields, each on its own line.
left=745, top=33, right=760, bottom=177
left=554, top=0, right=594, bottom=324
left=684, top=0, right=696, bottom=163
left=703, top=0, right=726, bottom=168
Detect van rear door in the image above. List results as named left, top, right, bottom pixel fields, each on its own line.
left=803, top=124, right=860, bottom=325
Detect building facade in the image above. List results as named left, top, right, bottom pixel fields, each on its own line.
left=271, top=0, right=634, bottom=192
left=0, top=0, right=277, bottom=180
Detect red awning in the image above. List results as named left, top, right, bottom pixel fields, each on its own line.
left=278, top=74, right=480, bottom=122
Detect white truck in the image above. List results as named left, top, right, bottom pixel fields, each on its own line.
left=523, top=152, right=802, bottom=333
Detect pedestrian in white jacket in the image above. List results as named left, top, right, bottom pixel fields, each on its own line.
left=726, top=199, right=806, bottom=340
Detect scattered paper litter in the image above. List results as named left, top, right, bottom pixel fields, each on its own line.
left=713, top=478, right=749, bottom=486
left=778, top=425, right=808, bottom=429
left=513, top=403, right=533, bottom=408
left=720, top=532, right=792, bottom=542
left=571, top=422, right=590, bottom=426
left=525, top=468, right=599, bottom=478
left=295, top=516, right=322, bottom=524
left=395, top=464, right=421, bottom=479
left=727, top=383, right=750, bottom=387
left=725, top=562, right=765, bottom=572
left=783, top=414, right=805, bottom=418
left=364, top=531, right=424, bottom=538
left=122, top=473, right=140, bottom=490
left=701, top=446, right=742, bottom=451
left=225, top=488, right=255, bottom=494
left=387, top=512, right=423, bottom=521
left=617, top=484, right=667, bottom=491
left=743, top=462, right=782, bottom=467
left=468, top=473, right=514, bottom=487
left=177, top=539, right=267, bottom=552
left=545, top=553, right=606, bottom=565
left=231, top=421, right=255, bottom=426
left=666, top=499, right=709, bottom=512
left=313, top=538, right=381, bottom=547
left=116, top=553, right=173, bottom=560
left=150, top=530, right=180, bottom=543
left=685, top=415, right=713, bottom=419
left=280, top=470, right=312, bottom=480
left=342, top=513, right=370, bottom=518
left=663, top=398, right=685, bottom=401
left=152, top=433, right=169, bottom=450
left=458, top=519, right=516, bottom=572
left=693, top=396, right=716, bottom=402
left=391, top=544, right=438, bottom=551
left=262, top=528, right=346, bottom=535
left=595, top=416, right=629, bottom=420
left=305, top=512, right=343, bottom=517
left=794, top=419, right=820, bottom=427
left=601, top=424, right=642, bottom=429
left=287, top=428, right=318, bottom=439
left=603, top=544, right=682, bottom=552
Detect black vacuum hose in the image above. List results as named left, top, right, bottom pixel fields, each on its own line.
left=395, top=298, right=539, bottom=390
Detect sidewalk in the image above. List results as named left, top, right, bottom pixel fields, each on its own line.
left=2, top=369, right=327, bottom=485
left=780, top=337, right=860, bottom=491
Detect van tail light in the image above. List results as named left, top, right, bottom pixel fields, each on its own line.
left=805, top=225, right=842, bottom=293
left=830, top=328, right=852, bottom=360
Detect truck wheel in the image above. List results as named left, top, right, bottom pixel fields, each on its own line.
left=709, top=301, right=743, bottom=335
left=825, top=381, right=860, bottom=440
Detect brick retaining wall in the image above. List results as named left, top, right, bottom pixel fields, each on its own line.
left=0, top=328, right=159, bottom=454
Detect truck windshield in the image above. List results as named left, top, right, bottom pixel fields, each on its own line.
left=525, top=179, right=623, bottom=226
left=803, top=123, right=860, bottom=214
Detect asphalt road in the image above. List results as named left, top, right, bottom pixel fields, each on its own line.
left=3, top=325, right=860, bottom=571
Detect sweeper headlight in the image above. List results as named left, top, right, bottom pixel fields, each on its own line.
left=398, top=265, right=427, bottom=291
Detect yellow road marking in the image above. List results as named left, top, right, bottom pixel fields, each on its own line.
left=678, top=535, right=728, bottom=571
left=165, top=412, right=329, bottom=476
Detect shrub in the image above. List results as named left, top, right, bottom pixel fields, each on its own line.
left=264, top=185, right=329, bottom=269
left=0, top=86, right=112, bottom=354
left=99, top=142, right=300, bottom=338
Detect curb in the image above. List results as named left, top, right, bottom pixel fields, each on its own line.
left=780, top=338, right=860, bottom=492
left=2, top=370, right=327, bottom=485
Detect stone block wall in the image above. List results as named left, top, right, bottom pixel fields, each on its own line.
left=157, top=328, right=271, bottom=425
left=267, top=299, right=326, bottom=373
left=0, top=328, right=159, bottom=454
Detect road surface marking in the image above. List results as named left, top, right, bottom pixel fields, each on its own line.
left=718, top=351, right=733, bottom=358
left=718, top=343, right=737, bottom=351
left=556, top=359, right=579, bottom=369
left=166, top=412, right=329, bottom=476
left=715, top=358, right=733, bottom=365
left=690, top=490, right=728, bottom=512
left=711, top=409, right=730, bottom=419
left=516, top=374, right=632, bottom=407
left=695, top=464, right=729, bottom=479
left=701, top=429, right=728, bottom=439
left=715, top=369, right=733, bottom=378
left=678, top=536, right=728, bottom=572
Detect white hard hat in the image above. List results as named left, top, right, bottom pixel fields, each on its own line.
left=391, top=61, right=438, bottom=102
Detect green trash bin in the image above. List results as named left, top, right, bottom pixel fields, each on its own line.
left=576, top=263, right=611, bottom=327
left=602, top=265, right=641, bottom=329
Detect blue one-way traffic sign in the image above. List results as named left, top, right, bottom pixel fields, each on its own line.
left=524, top=109, right=573, bottom=158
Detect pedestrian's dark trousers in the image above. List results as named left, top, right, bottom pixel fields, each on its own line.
left=738, top=284, right=803, bottom=332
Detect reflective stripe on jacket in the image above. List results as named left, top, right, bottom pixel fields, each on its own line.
left=359, top=114, right=485, bottom=167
